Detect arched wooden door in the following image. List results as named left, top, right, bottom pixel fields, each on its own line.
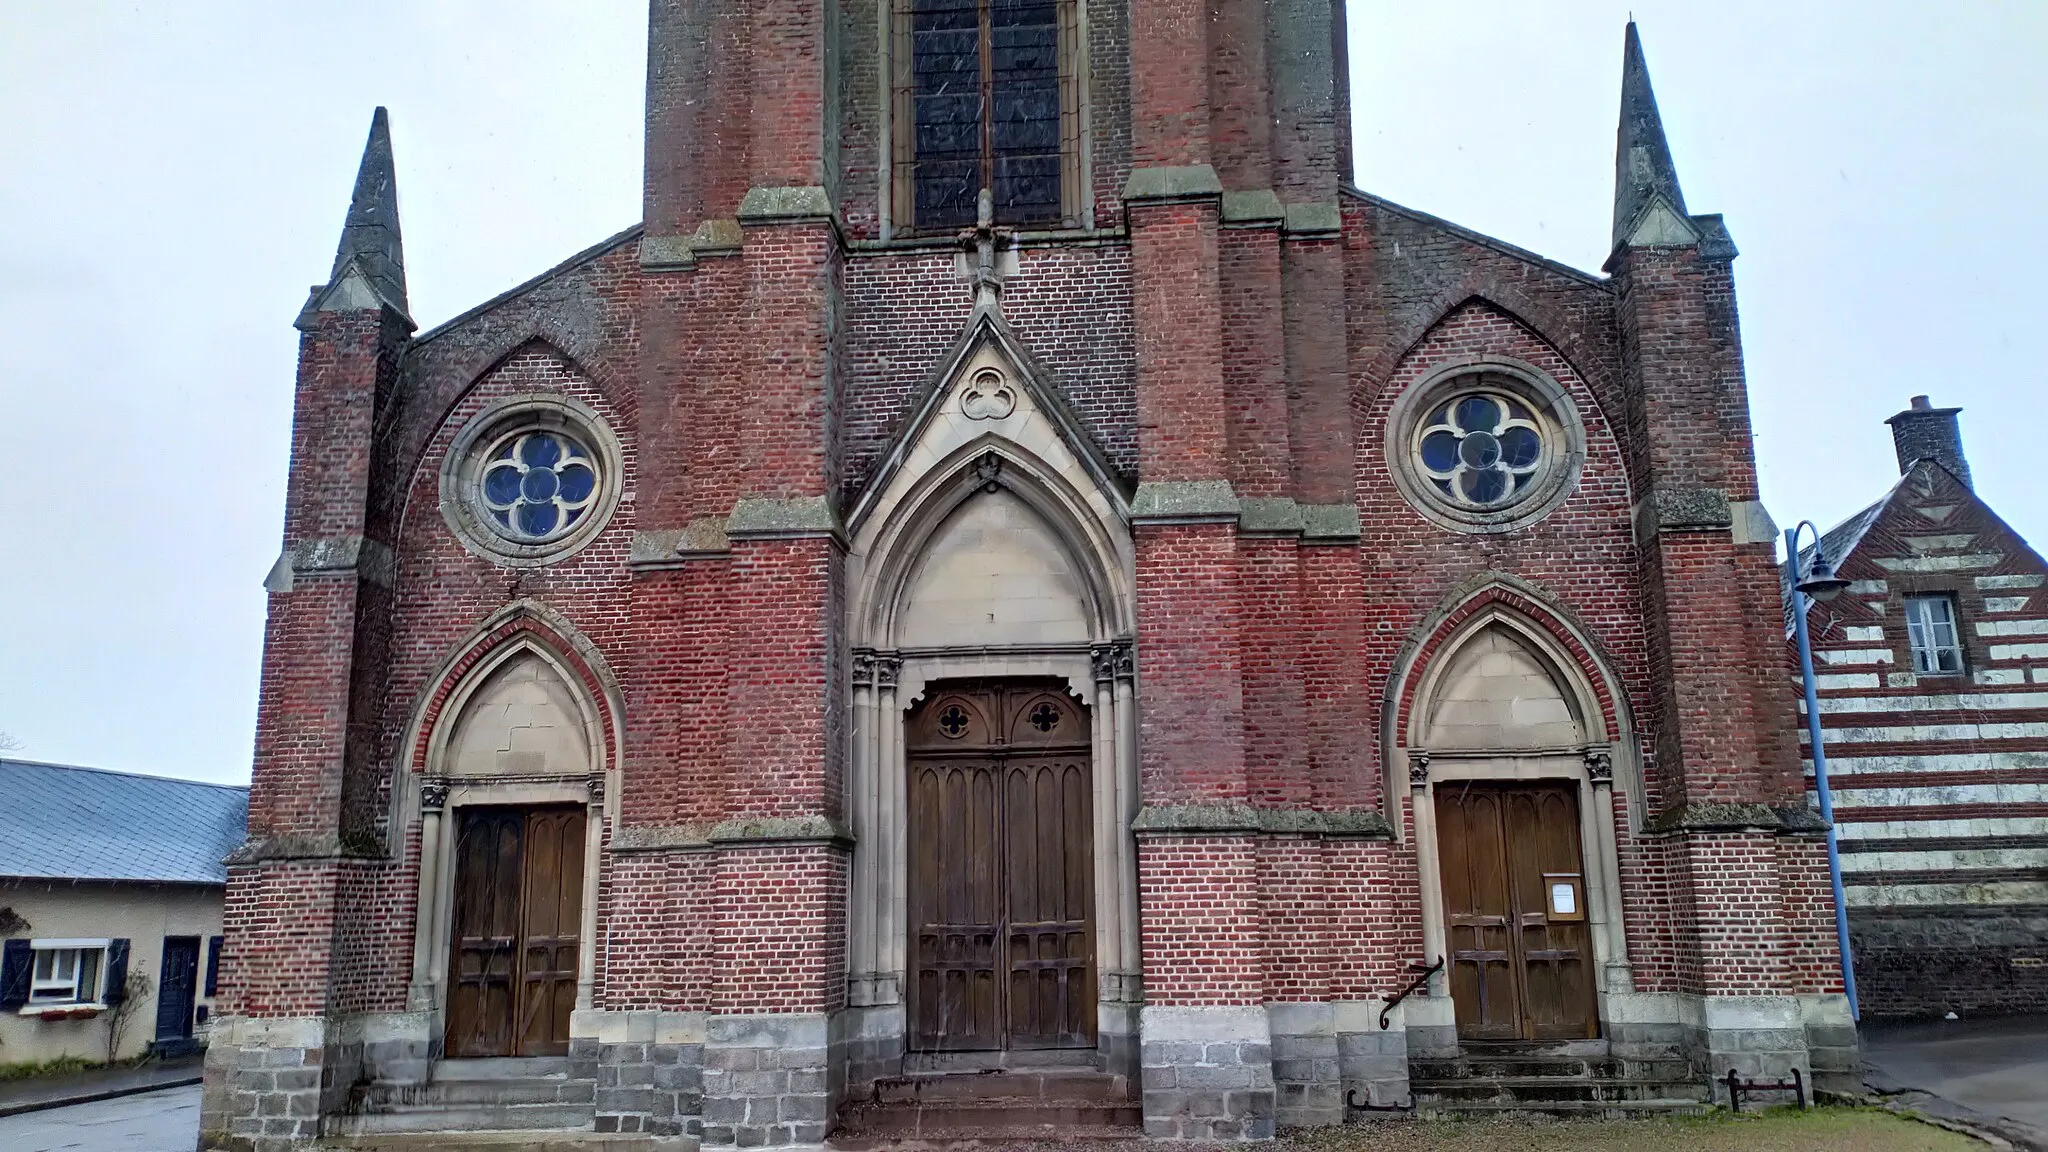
left=907, top=680, right=1095, bottom=1052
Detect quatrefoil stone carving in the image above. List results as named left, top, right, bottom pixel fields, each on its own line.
left=960, top=369, right=1017, bottom=420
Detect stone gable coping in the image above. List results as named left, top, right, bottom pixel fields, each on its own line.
left=736, top=185, right=836, bottom=224
left=1644, top=803, right=1830, bottom=836
left=1219, top=189, right=1285, bottom=225
left=724, top=497, right=846, bottom=544
left=706, top=815, right=853, bottom=848
left=1131, top=480, right=1240, bottom=524
left=1300, top=502, right=1364, bottom=542
left=1122, top=164, right=1224, bottom=203
left=610, top=824, right=715, bottom=852
left=1283, top=202, right=1342, bottom=237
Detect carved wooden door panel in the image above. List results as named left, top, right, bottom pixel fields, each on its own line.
left=448, top=808, right=523, bottom=1058
left=1438, top=787, right=1519, bottom=1040
left=447, top=806, right=585, bottom=1058
left=1436, top=782, right=1596, bottom=1042
left=518, top=807, right=585, bottom=1056
left=908, top=680, right=1095, bottom=1052
left=1504, top=786, right=1595, bottom=1041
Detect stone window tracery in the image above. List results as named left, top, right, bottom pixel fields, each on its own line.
left=1385, top=363, right=1585, bottom=534
left=440, top=394, right=623, bottom=567
left=480, top=430, right=602, bottom=542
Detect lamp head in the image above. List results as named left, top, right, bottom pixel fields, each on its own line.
left=1796, top=553, right=1852, bottom=603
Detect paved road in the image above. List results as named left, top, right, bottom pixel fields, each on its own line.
left=1863, top=1014, right=2048, bottom=1150
left=0, top=1083, right=200, bottom=1152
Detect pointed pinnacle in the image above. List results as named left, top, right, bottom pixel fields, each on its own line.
left=1613, top=22, right=1689, bottom=249
left=329, top=107, right=408, bottom=316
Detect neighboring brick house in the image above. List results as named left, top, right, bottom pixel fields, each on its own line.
left=1790, top=399, right=2048, bottom=1018
left=206, top=8, right=1853, bottom=1149
left=0, top=759, right=246, bottom=1066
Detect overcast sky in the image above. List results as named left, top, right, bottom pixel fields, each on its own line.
left=2, top=2, right=2042, bottom=785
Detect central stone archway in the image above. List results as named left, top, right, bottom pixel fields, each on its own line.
left=841, top=325, right=1141, bottom=1088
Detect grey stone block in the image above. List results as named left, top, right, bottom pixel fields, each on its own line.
left=773, top=1045, right=826, bottom=1069
left=1180, top=1065, right=1254, bottom=1090
left=703, top=1125, right=735, bottom=1145
left=1144, top=1040, right=1205, bottom=1066
left=706, top=1046, right=760, bottom=1071
left=1273, top=1034, right=1338, bottom=1059
left=779, top=1094, right=828, bottom=1122
left=730, top=1069, right=787, bottom=1096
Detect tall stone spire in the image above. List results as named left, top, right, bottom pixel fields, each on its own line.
left=323, top=107, right=409, bottom=318
left=1612, top=22, right=1693, bottom=250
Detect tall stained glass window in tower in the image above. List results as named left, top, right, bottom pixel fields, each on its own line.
left=894, top=0, right=1080, bottom=231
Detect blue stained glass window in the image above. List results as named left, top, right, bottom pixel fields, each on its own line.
left=477, top=428, right=604, bottom=543
left=1500, top=426, right=1542, bottom=469
left=520, top=434, right=563, bottom=470
left=1454, top=395, right=1500, bottom=433
left=1463, top=468, right=1509, bottom=503
left=1415, top=388, right=1548, bottom=510
left=558, top=463, right=596, bottom=503
left=1459, top=430, right=1502, bottom=470
left=518, top=502, right=559, bottom=536
left=484, top=466, right=523, bottom=505
left=1420, top=431, right=1460, bottom=473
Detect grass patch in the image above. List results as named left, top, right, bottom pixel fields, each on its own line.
left=0, top=1054, right=103, bottom=1082
left=0, top=1053, right=160, bottom=1082
left=1283, top=1105, right=1986, bottom=1151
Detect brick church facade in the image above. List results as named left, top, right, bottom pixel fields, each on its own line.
left=204, top=5, right=1854, bottom=1148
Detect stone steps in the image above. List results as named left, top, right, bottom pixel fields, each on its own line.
left=332, top=1103, right=599, bottom=1135
left=1415, top=1097, right=1713, bottom=1119
left=829, top=1123, right=1146, bottom=1150
left=1409, top=1042, right=1708, bottom=1119
left=840, top=1068, right=1140, bottom=1143
left=340, top=1057, right=599, bottom=1138
left=902, top=1049, right=1099, bottom=1074
left=874, top=1069, right=1132, bottom=1104
left=1413, top=1075, right=1713, bottom=1105
left=316, top=1133, right=682, bottom=1152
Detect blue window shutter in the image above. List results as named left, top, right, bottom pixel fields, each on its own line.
left=0, top=940, right=29, bottom=1010
left=205, top=936, right=223, bottom=997
left=102, top=939, right=131, bottom=1005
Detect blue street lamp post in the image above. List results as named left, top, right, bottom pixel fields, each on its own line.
left=1785, top=520, right=1860, bottom=1021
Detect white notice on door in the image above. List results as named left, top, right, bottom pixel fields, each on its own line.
left=1550, top=882, right=1576, bottom=916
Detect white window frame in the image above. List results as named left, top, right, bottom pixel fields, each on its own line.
left=26, top=938, right=109, bottom=1008
left=1905, top=594, right=1964, bottom=675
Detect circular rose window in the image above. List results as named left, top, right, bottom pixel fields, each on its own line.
left=479, top=429, right=601, bottom=542
left=1385, top=364, right=1583, bottom=533
left=1416, top=392, right=1546, bottom=508
left=441, top=395, right=623, bottom=566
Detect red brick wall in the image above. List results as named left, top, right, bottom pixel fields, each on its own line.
left=1139, top=836, right=1260, bottom=1005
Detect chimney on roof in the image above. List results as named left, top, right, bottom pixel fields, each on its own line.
left=1885, top=395, right=1972, bottom=489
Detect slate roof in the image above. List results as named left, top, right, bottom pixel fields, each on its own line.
left=0, top=759, right=247, bottom=884
left=1781, top=470, right=1916, bottom=634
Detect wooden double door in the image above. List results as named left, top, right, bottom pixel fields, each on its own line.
left=907, top=680, right=1096, bottom=1052
left=1436, top=781, right=1598, bottom=1042
left=446, top=806, right=585, bottom=1058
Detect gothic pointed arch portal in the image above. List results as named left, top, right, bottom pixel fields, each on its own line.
left=843, top=324, right=1141, bottom=1079
left=1399, top=603, right=1635, bottom=1046
left=399, top=621, right=615, bottom=1060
